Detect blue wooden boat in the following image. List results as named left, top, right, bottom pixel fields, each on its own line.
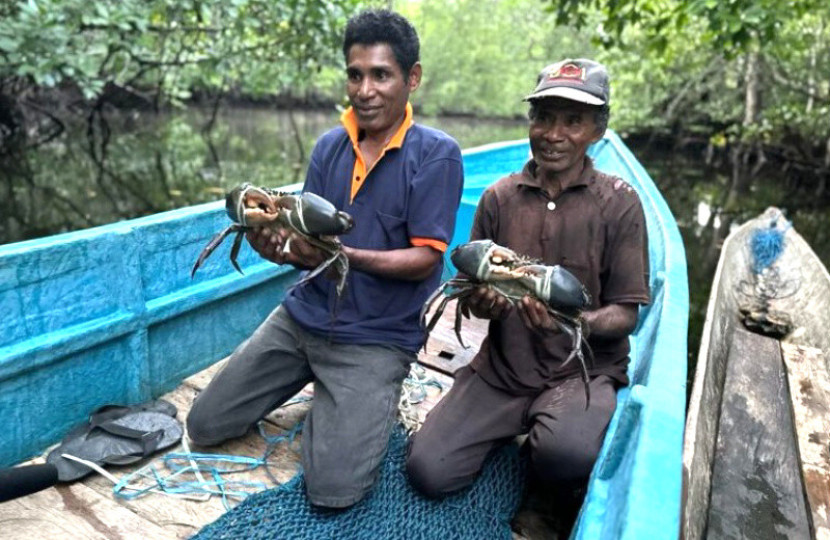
left=0, top=129, right=688, bottom=539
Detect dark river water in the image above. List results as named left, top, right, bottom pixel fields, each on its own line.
left=4, top=106, right=830, bottom=387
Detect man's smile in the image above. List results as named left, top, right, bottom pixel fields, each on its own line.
left=355, top=105, right=382, bottom=116
left=537, top=148, right=567, bottom=160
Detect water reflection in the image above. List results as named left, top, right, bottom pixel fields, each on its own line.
left=2, top=107, right=829, bottom=385
left=633, top=140, right=830, bottom=381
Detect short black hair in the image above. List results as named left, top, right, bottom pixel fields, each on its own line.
left=527, top=100, right=610, bottom=135
left=342, top=9, right=420, bottom=74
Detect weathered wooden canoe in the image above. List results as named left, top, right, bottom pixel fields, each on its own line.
left=0, top=130, right=688, bottom=539
left=683, top=207, right=830, bottom=540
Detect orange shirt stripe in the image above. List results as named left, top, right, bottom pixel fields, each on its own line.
left=411, top=237, right=449, bottom=253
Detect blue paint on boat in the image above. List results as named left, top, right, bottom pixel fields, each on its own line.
left=0, top=129, right=687, bottom=539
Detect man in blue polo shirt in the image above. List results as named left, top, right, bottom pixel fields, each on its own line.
left=186, top=9, right=464, bottom=508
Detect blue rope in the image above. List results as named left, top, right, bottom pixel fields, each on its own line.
left=112, top=420, right=304, bottom=510
left=402, top=366, right=444, bottom=403
left=750, top=220, right=788, bottom=274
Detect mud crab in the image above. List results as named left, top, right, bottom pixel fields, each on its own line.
left=191, top=183, right=354, bottom=295
left=421, top=239, right=594, bottom=402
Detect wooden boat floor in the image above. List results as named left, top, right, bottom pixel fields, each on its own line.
left=706, top=325, right=810, bottom=539
left=1, top=300, right=509, bottom=540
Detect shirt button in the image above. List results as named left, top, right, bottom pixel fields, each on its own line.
left=547, top=201, right=556, bottom=211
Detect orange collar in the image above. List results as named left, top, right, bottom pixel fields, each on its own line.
left=341, top=103, right=414, bottom=203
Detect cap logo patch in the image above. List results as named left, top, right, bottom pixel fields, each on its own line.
left=548, top=63, right=585, bottom=82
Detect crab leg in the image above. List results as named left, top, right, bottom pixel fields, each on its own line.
left=285, top=234, right=352, bottom=297
left=420, top=277, right=477, bottom=326
left=454, top=297, right=469, bottom=349
left=333, top=253, right=350, bottom=296
left=229, top=229, right=246, bottom=275
left=421, top=281, right=452, bottom=328
left=321, top=254, right=351, bottom=296
left=421, top=294, right=451, bottom=352
left=191, top=224, right=245, bottom=277
left=295, top=248, right=339, bottom=287
left=556, top=317, right=592, bottom=408
left=422, top=288, right=453, bottom=337
left=423, top=288, right=476, bottom=351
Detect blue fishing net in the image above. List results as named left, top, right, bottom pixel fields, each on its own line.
left=192, top=426, right=525, bottom=540
left=750, top=224, right=786, bottom=274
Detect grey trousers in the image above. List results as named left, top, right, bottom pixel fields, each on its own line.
left=186, top=306, right=414, bottom=508
left=406, top=365, right=617, bottom=498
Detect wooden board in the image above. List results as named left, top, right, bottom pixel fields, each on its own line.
left=264, top=383, right=313, bottom=431
left=182, top=357, right=228, bottom=390
left=782, top=343, right=830, bottom=540
left=418, top=298, right=488, bottom=376
left=0, top=478, right=177, bottom=540
left=706, top=326, right=810, bottom=539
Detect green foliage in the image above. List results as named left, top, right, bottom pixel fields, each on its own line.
left=540, top=0, right=830, bottom=152
left=2, top=0, right=829, bottom=201
left=398, top=0, right=596, bottom=117
left=546, top=0, right=821, bottom=56
left=0, top=0, right=361, bottom=100
left=0, top=0, right=364, bottom=244
left=4, top=0, right=828, bottom=150
left=397, top=0, right=830, bottom=155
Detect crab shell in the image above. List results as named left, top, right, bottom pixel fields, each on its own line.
left=450, top=239, right=591, bottom=311
left=225, top=184, right=354, bottom=236
left=450, top=240, right=516, bottom=280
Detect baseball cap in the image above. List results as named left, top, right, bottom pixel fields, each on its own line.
left=523, top=59, right=609, bottom=106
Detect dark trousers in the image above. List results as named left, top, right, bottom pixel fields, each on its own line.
left=406, top=365, right=617, bottom=498
left=187, top=306, right=414, bottom=508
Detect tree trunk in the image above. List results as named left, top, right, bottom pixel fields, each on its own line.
left=806, top=20, right=823, bottom=113
left=725, top=51, right=764, bottom=212
left=725, top=145, right=752, bottom=212
left=806, top=47, right=817, bottom=113
left=818, top=137, right=830, bottom=199
left=743, top=51, right=762, bottom=127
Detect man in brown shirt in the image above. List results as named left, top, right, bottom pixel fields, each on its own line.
left=407, top=59, right=650, bottom=524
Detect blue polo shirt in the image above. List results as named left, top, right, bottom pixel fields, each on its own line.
left=282, top=105, right=464, bottom=352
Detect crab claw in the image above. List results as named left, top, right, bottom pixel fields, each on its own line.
left=546, top=265, right=591, bottom=310
left=225, top=184, right=279, bottom=226
left=451, top=240, right=490, bottom=278
left=518, top=265, right=591, bottom=312
left=449, top=240, right=489, bottom=278
left=289, top=192, right=355, bottom=236
left=451, top=240, right=522, bottom=280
